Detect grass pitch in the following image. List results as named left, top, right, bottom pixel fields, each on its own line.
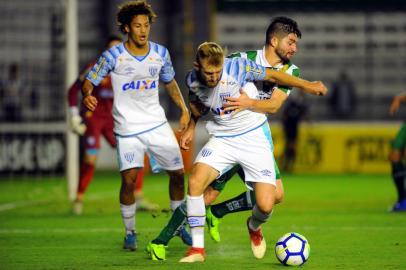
left=0, top=172, right=405, bottom=269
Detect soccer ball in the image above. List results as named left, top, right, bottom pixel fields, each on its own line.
left=275, top=232, right=310, bottom=266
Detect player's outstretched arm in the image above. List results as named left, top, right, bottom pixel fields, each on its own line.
left=82, top=79, right=98, bottom=112
left=224, top=88, right=288, bottom=114
left=164, top=80, right=190, bottom=133
left=265, top=68, right=328, bottom=96
left=390, top=92, right=406, bottom=115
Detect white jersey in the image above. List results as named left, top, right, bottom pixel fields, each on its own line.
left=230, top=47, right=300, bottom=100
left=87, top=41, right=175, bottom=136
left=186, top=57, right=268, bottom=137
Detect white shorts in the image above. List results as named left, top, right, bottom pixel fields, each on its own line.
left=116, top=122, right=184, bottom=172
left=195, top=122, right=276, bottom=189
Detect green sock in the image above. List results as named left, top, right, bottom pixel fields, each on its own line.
left=152, top=202, right=187, bottom=246
left=211, top=190, right=256, bottom=218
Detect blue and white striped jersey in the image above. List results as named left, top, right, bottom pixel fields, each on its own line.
left=87, top=41, right=175, bottom=136
left=186, top=57, right=268, bottom=137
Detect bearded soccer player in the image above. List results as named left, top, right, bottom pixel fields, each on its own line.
left=146, top=17, right=324, bottom=261
left=81, top=1, right=191, bottom=251
left=177, top=42, right=326, bottom=262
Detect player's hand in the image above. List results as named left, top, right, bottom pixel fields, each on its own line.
left=389, top=97, right=401, bottom=115
left=180, top=126, right=194, bottom=150
left=178, top=111, right=190, bottom=133
left=68, top=107, right=86, bottom=135
left=69, top=115, right=86, bottom=135
left=305, top=81, right=328, bottom=96
left=83, top=95, right=98, bottom=111
left=223, top=89, right=253, bottom=115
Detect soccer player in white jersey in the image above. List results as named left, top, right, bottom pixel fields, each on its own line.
left=81, top=1, right=190, bottom=251
left=178, top=42, right=327, bottom=262
left=204, top=16, right=305, bottom=243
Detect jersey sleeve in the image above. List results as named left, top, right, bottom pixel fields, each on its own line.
left=159, top=48, right=175, bottom=83
left=86, top=49, right=116, bottom=86
left=277, top=64, right=300, bottom=94
left=226, top=58, right=266, bottom=85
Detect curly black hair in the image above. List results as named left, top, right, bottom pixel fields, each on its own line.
left=117, top=1, right=157, bottom=34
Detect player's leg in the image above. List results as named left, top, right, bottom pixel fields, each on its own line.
left=144, top=123, right=185, bottom=209
left=120, top=167, right=141, bottom=251
left=389, top=123, right=406, bottom=211
left=207, top=161, right=283, bottom=242
left=241, top=122, right=276, bottom=259
left=73, top=116, right=102, bottom=215
left=180, top=136, right=237, bottom=263
left=246, top=182, right=276, bottom=259
left=147, top=184, right=221, bottom=260
left=133, top=167, right=159, bottom=212
left=116, top=135, right=146, bottom=251
left=143, top=123, right=191, bottom=244
left=179, top=162, right=219, bottom=263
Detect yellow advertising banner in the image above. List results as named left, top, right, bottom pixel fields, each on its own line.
left=270, top=122, right=400, bottom=174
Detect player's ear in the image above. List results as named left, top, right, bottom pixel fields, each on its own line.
left=124, top=24, right=130, bottom=34
left=271, top=36, right=278, bottom=48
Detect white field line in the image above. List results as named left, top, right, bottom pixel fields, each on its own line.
left=0, top=191, right=116, bottom=213
left=0, top=226, right=405, bottom=235
left=0, top=200, right=48, bottom=212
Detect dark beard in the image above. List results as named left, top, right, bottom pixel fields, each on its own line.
left=196, top=70, right=220, bottom=88
left=275, top=48, right=289, bottom=63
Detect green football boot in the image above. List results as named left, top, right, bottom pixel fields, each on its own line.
left=146, top=241, right=166, bottom=261
left=206, top=206, right=221, bottom=242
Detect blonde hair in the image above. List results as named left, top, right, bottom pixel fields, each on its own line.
left=196, top=42, right=224, bottom=66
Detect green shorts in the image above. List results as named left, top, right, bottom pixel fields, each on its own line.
left=210, top=160, right=281, bottom=192
left=392, top=123, right=406, bottom=150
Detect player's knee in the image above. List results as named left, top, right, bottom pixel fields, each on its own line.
left=275, top=192, right=284, bottom=204
left=188, top=176, right=205, bottom=196
left=203, top=187, right=220, bottom=205
left=256, top=200, right=274, bottom=214
left=120, top=169, right=138, bottom=188
left=168, top=169, right=185, bottom=186
left=168, top=168, right=184, bottom=179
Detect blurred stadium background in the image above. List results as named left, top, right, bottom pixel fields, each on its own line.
left=1, top=1, right=406, bottom=269
left=0, top=0, right=406, bottom=182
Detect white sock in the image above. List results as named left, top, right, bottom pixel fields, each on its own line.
left=249, top=205, right=272, bottom=231
left=186, top=195, right=205, bottom=248
left=170, top=200, right=183, bottom=211
left=120, top=203, right=136, bottom=235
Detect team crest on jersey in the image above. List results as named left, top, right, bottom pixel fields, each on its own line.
left=200, top=148, right=212, bottom=157
left=149, top=66, right=158, bottom=77
left=219, top=92, right=231, bottom=102
left=172, top=157, right=181, bottom=166
left=124, top=152, right=135, bottom=163
left=260, top=169, right=273, bottom=177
